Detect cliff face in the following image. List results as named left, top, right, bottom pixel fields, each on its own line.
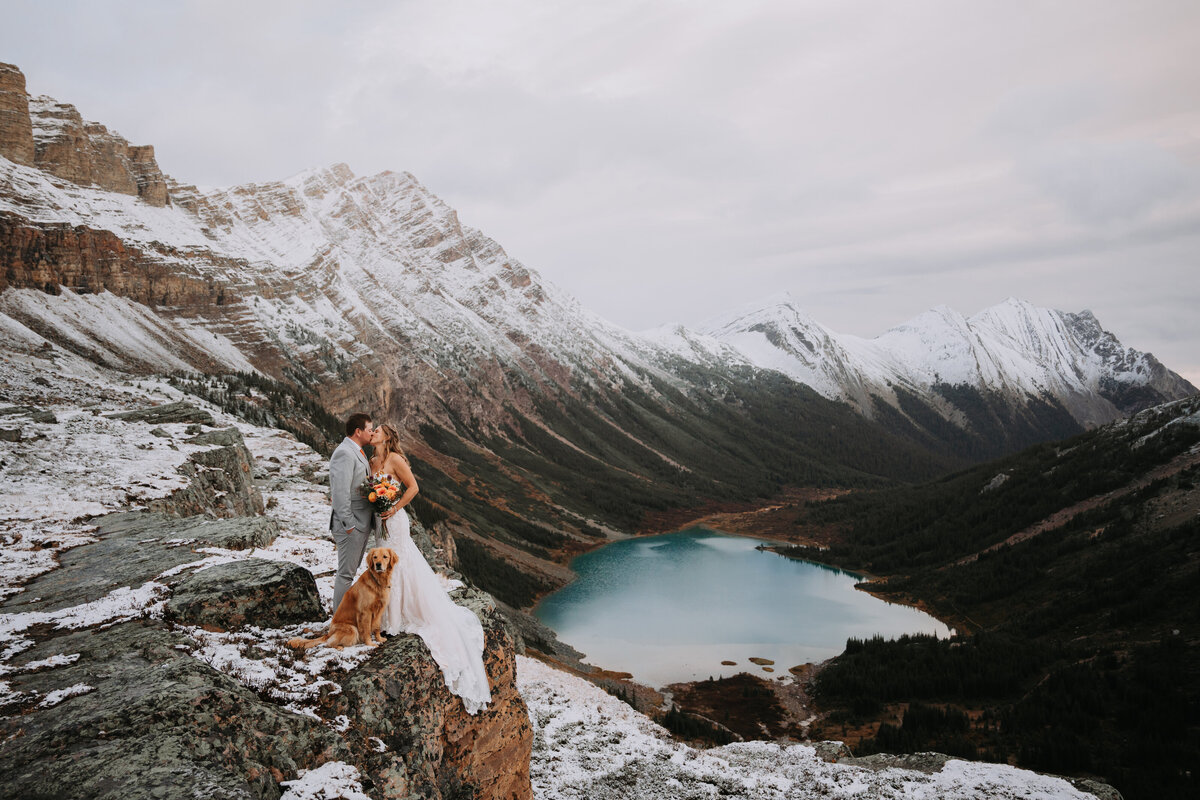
left=0, top=211, right=208, bottom=300
left=0, top=64, right=170, bottom=206
left=0, top=63, right=34, bottom=167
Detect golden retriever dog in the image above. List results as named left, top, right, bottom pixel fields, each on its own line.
left=288, top=548, right=398, bottom=650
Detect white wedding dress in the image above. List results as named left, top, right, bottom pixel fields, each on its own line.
left=377, top=504, right=492, bottom=715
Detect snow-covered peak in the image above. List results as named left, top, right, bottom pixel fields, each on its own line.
left=696, top=290, right=819, bottom=338
left=3, top=75, right=1193, bottom=438
left=688, top=292, right=1194, bottom=424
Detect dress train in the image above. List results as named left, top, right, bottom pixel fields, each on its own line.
left=379, top=508, right=492, bottom=715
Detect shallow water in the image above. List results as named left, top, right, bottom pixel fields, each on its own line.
left=533, top=528, right=951, bottom=688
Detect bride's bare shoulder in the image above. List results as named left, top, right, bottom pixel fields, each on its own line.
left=386, top=452, right=413, bottom=474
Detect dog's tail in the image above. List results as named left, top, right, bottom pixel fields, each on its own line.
left=287, top=632, right=331, bottom=649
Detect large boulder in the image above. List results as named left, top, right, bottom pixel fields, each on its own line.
left=0, top=621, right=350, bottom=799
left=321, top=587, right=533, bottom=800
left=165, top=559, right=322, bottom=631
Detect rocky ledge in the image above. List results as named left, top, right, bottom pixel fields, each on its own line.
left=0, top=507, right=533, bottom=799
left=326, top=587, right=532, bottom=800
left=0, top=395, right=532, bottom=799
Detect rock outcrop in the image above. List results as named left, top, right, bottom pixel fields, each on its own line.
left=1, top=496, right=533, bottom=800
left=0, top=65, right=171, bottom=206
left=135, top=421, right=266, bottom=518
left=0, top=512, right=277, bottom=616
left=0, top=621, right=352, bottom=799
left=22, top=90, right=171, bottom=206
left=0, top=62, right=34, bottom=166
left=166, top=559, right=323, bottom=631
left=107, top=401, right=215, bottom=425
left=326, top=587, right=534, bottom=800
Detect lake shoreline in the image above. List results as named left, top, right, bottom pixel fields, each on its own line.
left=533, top=525, right=949, bottom=688
left=520, top=488, right=962, bottom=746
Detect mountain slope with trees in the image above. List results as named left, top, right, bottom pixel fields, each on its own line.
left=777, top=396, right=1200, bottom=800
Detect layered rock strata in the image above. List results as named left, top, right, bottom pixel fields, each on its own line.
left=0, top=65, right=172, bottom=205
left=14, top=82, right=171, bottom=206
left=0, top=62, right=34, bottom=166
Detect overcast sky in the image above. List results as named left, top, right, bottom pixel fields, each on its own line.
left=3, top=0, right=1199, bottom=385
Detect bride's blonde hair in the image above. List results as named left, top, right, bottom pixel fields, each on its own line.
left=375, top=424, right=409, bottom=466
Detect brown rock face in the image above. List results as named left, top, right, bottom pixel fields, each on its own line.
left=129, top=144, right=170, bottom=206
left=0, top=63, right=35, bottom=166
left=32, top=97, right=132, bottom=194
left=17, top=93, right=170, bottom=206
left=0, top=64, right=170, bottom=205
left=0, top=211, right=212, bottom=302
left=328, top=588, right=533, bottom=800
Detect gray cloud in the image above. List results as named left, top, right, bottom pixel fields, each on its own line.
left=1, top=0, right=1198, bottom=385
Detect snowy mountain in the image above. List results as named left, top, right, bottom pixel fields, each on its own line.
left=687, top=293, right=1194, bottom=428
left=1, top=61, right=1194, bottom=605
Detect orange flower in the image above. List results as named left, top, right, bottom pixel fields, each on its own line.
left=368, top=492, right=377, bottom=502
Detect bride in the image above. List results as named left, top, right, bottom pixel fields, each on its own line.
left=368, top=424, right=492, bottom=715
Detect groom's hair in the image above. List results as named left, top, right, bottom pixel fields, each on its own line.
left=345, top=413, right=372, bottom=437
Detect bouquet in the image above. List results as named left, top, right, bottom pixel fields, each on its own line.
left=359, top=473, right=403, bottom=515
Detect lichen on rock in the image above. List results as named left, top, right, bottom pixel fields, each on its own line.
left=165, top=558, right=323, bottom=631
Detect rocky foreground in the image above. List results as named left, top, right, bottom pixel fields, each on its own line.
left=0, top=341, right=1123, bottom=799
left=0, top=344, right=532, bottom=799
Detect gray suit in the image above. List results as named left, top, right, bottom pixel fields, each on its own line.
left=329, top=436, right=376, bottom=614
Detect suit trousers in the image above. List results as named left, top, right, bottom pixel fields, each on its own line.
left=331, top=525, right=371, bottom=615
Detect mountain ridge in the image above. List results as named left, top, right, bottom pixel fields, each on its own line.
left=1, top=61, right=1194, bottom=612
left=687, top=293, right=1193, bottom=427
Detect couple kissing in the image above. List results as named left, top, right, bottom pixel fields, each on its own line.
left=305, top=413, right=492, bottom=715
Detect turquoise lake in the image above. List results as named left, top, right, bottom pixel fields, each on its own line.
left=533, top=528, right=952, bottom=688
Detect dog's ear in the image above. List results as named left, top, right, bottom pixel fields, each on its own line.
left=387, top=548, right=399, bottom=568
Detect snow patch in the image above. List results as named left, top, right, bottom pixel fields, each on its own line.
left=278, top=761, right=372, bottom=800
left=37, top=682, right=94, bottom=708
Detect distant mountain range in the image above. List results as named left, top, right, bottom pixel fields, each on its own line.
left=671, top=293, right=1191, bottom=427
left=1, top=61, right=1194, bottom=605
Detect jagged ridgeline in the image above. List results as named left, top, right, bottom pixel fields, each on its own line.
left=787, top=396, right=1200, bottom=800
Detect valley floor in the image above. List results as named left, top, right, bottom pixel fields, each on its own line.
left=0, top=346, right=1115, bottom=799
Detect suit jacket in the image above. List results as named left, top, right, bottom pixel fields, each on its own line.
left=329, top=437, right=375, bottom=535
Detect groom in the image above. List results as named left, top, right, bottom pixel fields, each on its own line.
left=329, top=412, right=377, bottom=615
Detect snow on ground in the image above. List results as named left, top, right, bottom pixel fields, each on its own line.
left=516, top=655, right=1095, bottom=800
left=0, top=345, right=231, bottom=602
left=278, top=761, right=372, bottom=800
left=182, top=623, right=374, bottom=720
left=36, top=682, right=94, bottom=708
